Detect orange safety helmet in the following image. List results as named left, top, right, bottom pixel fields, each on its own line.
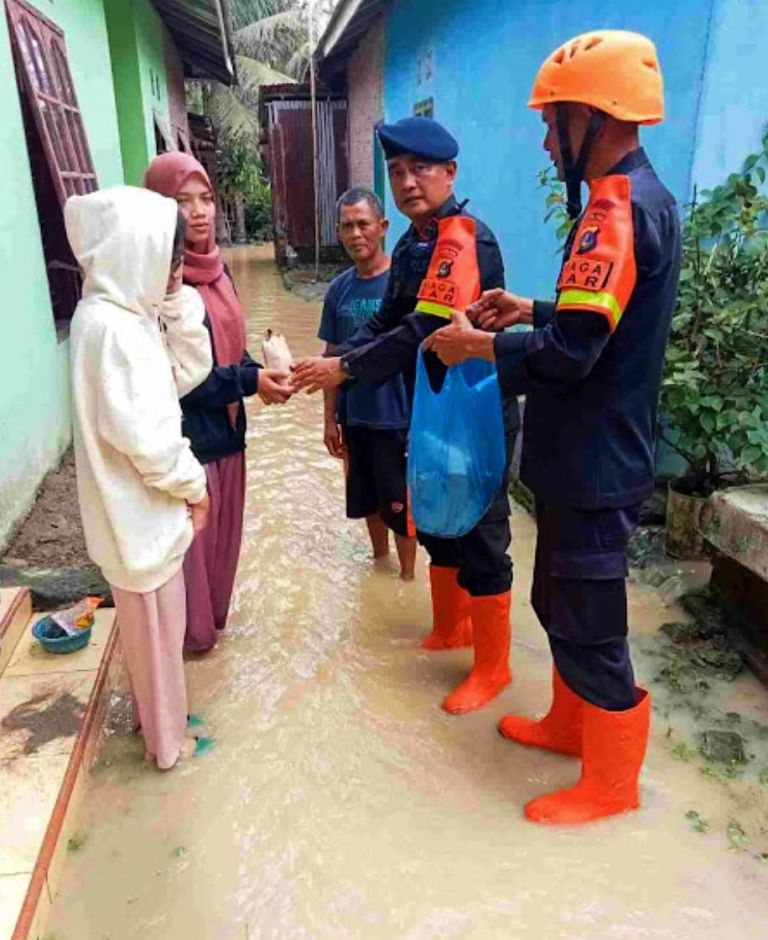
left=529, top=30, right=664, bottom=125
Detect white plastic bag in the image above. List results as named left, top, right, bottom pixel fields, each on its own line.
left=261, top=329, right=292, bottom=372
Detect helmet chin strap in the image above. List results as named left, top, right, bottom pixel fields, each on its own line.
left=556, top=105, right=605, bottom=219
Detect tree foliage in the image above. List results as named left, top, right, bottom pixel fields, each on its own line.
left=191, top=1, right=312, bottom=240
left=191, top=1, right=338, bottom=240
left=192, top=0, right=310, bottom=148
left=537, top=166, right=574, bottom=247
left=205, top=56, right=291, bottom=139
left=217, top=133, right=272, bottom=240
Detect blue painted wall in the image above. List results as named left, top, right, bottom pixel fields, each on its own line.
left=382, top=0, right=715, bottom=298
left=690, top=0, right=768, bottom=191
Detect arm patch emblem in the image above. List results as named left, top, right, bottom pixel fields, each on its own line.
left=555, top=175, right=636, bottom=332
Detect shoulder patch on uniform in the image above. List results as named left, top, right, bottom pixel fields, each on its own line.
left=556, top=175, right=637, bottom=332
left=415, top=216, right=480, bottom=319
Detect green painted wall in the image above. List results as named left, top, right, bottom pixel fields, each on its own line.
left=134, top=0, right=172, bottom=159
left=104, top=0, right=146, bottom=185
left=0, top=0, right=124, bottom=548
left=105, top=0, right=172, bottom=185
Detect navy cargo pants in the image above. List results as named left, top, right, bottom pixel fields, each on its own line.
left=532, top=502, right=641, bottom=711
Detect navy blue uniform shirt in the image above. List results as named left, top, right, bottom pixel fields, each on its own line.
left=494, top=149, right=681, bottom=509
left=336, top=195, right=519, bottom=433
left=318, top=267, right=410, bottom=429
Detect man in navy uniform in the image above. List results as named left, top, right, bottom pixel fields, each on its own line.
left=426, top=30, right=681, bottom=824
left=293, top=117, right=518, bottom=716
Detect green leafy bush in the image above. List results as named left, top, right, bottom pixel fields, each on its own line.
left=218, top=132, right=273, bottom=241
left=661, top=136, right=768, bottom=492
left=537, top=166, right=574, bottom=247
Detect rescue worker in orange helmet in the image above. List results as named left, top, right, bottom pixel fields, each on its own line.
left=425, top=31, right=681, bottom=824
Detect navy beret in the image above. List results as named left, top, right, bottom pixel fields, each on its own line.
left=377, top=117, right=459, bottom=162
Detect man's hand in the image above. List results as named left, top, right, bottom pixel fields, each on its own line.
left=188, top=492, right=210, bottom=533
left=291, top=356, right=346, bottom=394
left=258, top=368, right=294, bottom=405
left=423, top=310, right=496, bottom=366
left=466, top=289, right=534, bottom=331
left=323, top=418, right=345, bottom=459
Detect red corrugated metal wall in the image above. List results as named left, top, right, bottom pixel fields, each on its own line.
left=265, top=96, right=348, bottom=263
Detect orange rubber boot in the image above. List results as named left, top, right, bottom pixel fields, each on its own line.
left=441, top=591, right=511, bottom=714
left=421, top=566, right=473, bottom=650
left=525, top=687, right=651, bottom=825
left=498, top=669, right=583, bottom=757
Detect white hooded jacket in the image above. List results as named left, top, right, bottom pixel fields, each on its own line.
left=66, top=187, right=207, bottom=593
left=161, top=284, right=212, bottom=398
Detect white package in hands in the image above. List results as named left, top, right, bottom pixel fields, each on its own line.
left=261, top=329, right=292, bottom=373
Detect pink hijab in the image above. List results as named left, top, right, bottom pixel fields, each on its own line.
left=144, top=153, right=246, bottom=373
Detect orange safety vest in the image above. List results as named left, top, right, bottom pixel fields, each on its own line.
left=415, top=216, right=481, bottom=319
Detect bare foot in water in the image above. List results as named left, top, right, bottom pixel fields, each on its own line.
left=149, top=736, right=214, bottom=771
left=157, top=738, right=203, bottom=769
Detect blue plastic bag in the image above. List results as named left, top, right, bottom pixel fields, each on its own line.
left=407, top=348, right=506, bottom=538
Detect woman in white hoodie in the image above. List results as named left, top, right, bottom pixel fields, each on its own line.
left=66, top=186, right=213, bottom=770
left=144, top=154, right=294, bottom=654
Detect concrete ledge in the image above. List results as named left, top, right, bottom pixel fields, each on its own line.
left=702, top=484, right=768, bottom=580
left=702, top=484, right=768, bottom=678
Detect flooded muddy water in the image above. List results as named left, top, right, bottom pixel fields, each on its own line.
left=48, top=247, right=768, bottom=939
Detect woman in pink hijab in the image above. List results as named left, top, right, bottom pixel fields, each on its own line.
left=145, top=153, right=291, bottom=652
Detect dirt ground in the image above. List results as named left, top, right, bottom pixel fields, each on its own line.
left=0, top=449, right=108, bottom=608
left=1, top=449, right=86, bottom=569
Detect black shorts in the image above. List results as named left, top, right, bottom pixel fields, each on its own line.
left=343, top=425, right=412, bottom=538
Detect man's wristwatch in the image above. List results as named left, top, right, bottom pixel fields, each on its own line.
left=339, top=357, right=353, bottom=378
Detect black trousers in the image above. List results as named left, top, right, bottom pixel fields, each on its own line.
left=417, top=398, right=519, bottom=598
left=418, top=484, right=512, bottom=597
left=532, top=502, right=641, bottom=711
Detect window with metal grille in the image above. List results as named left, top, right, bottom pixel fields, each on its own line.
left=5, top=0, right=98, bottom=326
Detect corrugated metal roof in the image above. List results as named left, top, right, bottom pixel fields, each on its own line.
left=151, top=0, right=237, bottom=85
left=317, top=0, right=392, bottom=62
